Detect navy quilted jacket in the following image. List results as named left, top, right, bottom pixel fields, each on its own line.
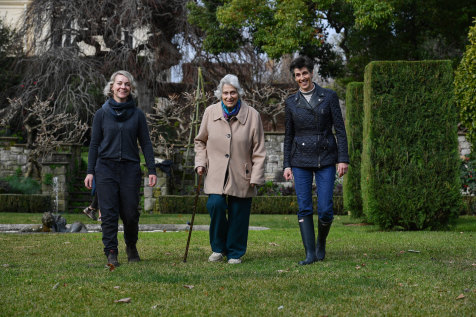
left=283, top=83, right=349, bottom=169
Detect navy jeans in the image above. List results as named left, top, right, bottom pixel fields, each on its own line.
left=95, top=158, right=142, bottom=255
left=293, top=165, right=336, bottom=222
left=207, top=194, right=252, bottom=259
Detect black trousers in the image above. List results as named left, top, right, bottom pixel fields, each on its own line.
left=95, top=158, right=142, bottom=255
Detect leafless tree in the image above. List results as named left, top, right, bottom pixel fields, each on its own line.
left=1, top=97, right=88, bottom=177
left=245, top=85, right=292, bottom=131
left=10, top=0, right=190, bottom=129
left=146, top=91, right=214, bottom=158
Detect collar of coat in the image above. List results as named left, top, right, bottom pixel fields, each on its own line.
left=293, top=82, right=327, bottom=111
left=293, top=82, right=326, bottom=102
left=211, top=100, right=249, bottom=124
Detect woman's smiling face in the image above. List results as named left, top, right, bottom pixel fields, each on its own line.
left=111, top=74, right=131, bottom=102
left=221, top=84, right=239, bottom=108
left=293, top=67, right=313, bottom=92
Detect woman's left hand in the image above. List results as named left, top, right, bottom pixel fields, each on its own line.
left=149, top=174, right=157, bottom=187
left=337, top=163, right=348, bottom=177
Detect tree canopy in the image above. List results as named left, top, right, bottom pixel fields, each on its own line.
left=188, top=0, right=476, bottom=82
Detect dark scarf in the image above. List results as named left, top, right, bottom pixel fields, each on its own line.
left=222, top=99, right=241, bottom=121
left=102, top=96, right=136, bottom=122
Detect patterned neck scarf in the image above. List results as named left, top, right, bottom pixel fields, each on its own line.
left=221, top=99, right=241, bottom=121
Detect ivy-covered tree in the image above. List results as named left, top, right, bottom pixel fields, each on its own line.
left=455, top=19, right=476, bottom=148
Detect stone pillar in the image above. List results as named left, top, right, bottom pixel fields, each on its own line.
left=143, top=169, right=169, bottom=212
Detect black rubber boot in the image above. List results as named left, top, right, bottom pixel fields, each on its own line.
left=316, top=220, right=332, bottom=261
left=107, top=250, right=120, bottom=267
left=126, top=244, right=141, bottom=263
left=298, top=215, right=317, bottom=265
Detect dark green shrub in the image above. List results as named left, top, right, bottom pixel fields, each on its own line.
left=2, top=175, right=41, bottom=195
left=343, top=82, right=364, bottom=218
left=0, top=194, right=51, bottom=212
left=461, top=196, right=476, bottom=215
left=362, top=60, right=461, bottom=230
left=152, top=195, right=345, bottom=215
left=454, top=18, right=476, bottom=148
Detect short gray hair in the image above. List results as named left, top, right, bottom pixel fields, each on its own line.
left=103, top=70, right=138, bottom=98
left=214, top=74, right=244, bottom=100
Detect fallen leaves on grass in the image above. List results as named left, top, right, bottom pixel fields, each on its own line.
left=107, top=263, right=116, bottom=272
left=456, top=294, right=465, bottom=300
left=115, top=298, right=131, bottom=303
left=52, top=282, right=60, bottom=289
left=277, top=268, right=290, bottom=273
left=114, top=286, right=120, bottom=289
left=183, top=285, right=194, bottom=289
left=269, top=242, right=279, bottom=246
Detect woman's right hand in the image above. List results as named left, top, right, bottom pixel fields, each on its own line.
left=84, top=174, right=94, bottom=190
left=196, top=166, right=205, bottom=175
left=283, top=168, right=293, bottom=181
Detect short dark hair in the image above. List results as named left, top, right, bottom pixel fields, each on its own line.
left=289, top=56, right=314, bottom=77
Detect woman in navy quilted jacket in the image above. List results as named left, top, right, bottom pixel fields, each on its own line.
left=283, top=56, right=349, bottom=265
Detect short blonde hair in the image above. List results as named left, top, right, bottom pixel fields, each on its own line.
left=214, top=74, right=244, bottom=100
left=103, top=70, right=138, bottom=98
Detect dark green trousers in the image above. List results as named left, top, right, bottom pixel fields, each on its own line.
left=207, top=194, right=252, bottom=259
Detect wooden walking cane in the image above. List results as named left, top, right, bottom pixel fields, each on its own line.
left=183, top=174, right=202, bottom=262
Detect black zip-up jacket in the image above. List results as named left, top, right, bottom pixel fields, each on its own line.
left=283, top=83, right=349, bottom=169
left=87, top=102, right=156, bottom=176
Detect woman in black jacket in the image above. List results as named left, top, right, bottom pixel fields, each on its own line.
left=283, top=56, right=349, bottom=265
left=84, top=70, right=157, bottom=267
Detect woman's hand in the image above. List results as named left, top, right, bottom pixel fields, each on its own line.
left=283, top=168, right=293, bottom=181
left=149, top=174, right=157, bottom=187
left=196, top=166, right=206, bottom=175
left=84, top=174, right=94, bottom=190
left=337, top=163, right=348, bottom=177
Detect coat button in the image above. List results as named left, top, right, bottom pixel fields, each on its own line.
left=225, top=154, right=229, bottom=158
left=226, top=134, right=231, bottom=138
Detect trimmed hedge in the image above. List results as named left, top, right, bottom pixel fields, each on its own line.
left=361, top=61, right=461, bottom=229
left=343, top=82, right=364, bottom=217
left=0, top=194, right=52, bottom=213
left=153, top=195, right=344, bottom=215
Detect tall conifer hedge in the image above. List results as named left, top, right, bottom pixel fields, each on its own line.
left=344, top=82, right=364, bottom=217
left=361, top=61, right=461, bottom=229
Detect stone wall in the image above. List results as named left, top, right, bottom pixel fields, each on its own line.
left=0, top=138, right=82, bottom=212
left=0, top=138, right=29, bottom=178
left=459, top=132, right=472, bottom=157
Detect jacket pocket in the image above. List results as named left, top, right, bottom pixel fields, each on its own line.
left=244, top=163, right=251, bottom=180
left=317, top=134, right=328, bottom=150
left=295, top=135, right=318, bottom=154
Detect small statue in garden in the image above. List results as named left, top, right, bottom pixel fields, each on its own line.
left=41, top=212, right=87, bottom=233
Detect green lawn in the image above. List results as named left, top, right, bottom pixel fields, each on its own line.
left=0, top=214, right=475, bottom=316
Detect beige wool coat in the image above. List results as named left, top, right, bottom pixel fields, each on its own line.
left=194, top=101, right=266, bottom=198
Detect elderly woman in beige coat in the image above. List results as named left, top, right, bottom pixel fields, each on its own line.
left=195, top=74, right=266, bottom=264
